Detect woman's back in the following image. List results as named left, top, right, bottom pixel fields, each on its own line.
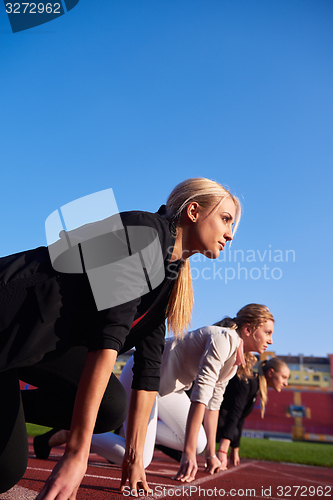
left=159, top=326, right=240, bottom=400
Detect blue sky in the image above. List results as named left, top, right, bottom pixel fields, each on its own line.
left=1, top=0, right=332, bottom=357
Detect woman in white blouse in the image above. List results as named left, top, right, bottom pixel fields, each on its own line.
left=89, top=303, right=274, bottom=482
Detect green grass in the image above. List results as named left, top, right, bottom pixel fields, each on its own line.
left=27, top=425, right=333, bottom=468
left=230, top=437, right=333, bottom=468
left=26, top=423, right=52, bottom=437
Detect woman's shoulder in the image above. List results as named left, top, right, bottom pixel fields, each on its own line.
left=120, top=207, right=169, bottom=231
left=120, top=208, right=173, bottom=249
left=199, top=325, right=240, bottom=340
left=191, top=325, right=241, bottom=351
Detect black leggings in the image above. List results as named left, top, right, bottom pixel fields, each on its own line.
left=0, top=346, right=128, bottom=493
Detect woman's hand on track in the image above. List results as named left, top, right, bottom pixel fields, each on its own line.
left=120, top=457, right=152, bottom=497
left=230, top=447, right=240, bottom=466
left=35, top=452, right=87, bottom=500
left=205, top=455, right=222, bottom=474
left=216, top=450, right=228, bottom=470
left=172, top=452, right=198, bottom=482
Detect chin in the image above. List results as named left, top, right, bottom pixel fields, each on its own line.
left=205, top=250, right=219, bottom=260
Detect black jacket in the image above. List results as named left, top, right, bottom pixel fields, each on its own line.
left=0, top=206, right=179, bottom=391
left=217, top=374, right=259, bottom=448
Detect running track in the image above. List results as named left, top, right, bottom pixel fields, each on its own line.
left=1, top=438, right=332, bottom=499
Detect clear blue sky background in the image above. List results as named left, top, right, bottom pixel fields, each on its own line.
left=1, top=0, right=332, bottom=357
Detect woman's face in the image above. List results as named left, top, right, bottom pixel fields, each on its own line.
left=186, top=197, right=236, bottom=259
left=266, top=365, right=290, bottom=392
left=249, top=320, right=274, bottom=354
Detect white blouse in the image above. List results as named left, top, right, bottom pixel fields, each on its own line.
left=159, top=326, right=242, bottom=411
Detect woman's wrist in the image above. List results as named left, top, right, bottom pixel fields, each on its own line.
left=124, top=446, right=144, bottom=464
left=183, top=448, right=197, bottom=459
left=65, top=432, right=92, bottom=460
left=205, top=454, right=217, bottom=460
left=63, top=444, right=90, bottom=462
left=184, top=439, right=199, bottom=457
left=217, top=449, right=228, bottom=455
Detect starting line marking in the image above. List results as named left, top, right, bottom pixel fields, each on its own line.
left=188, top=460, right=253, bottom=486
left=142, top=462, right=255, bottom=500
left=26, top=467, right=173, bottom=488
left=26, top=462, right=252, bottom=492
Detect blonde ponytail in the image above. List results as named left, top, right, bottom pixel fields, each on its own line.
left=258, top=361, right=268, bottom=418
left=164, top=178, right=241, bottom=337
left=238, top=352, right=257, bottom=380
left=166, top=259, right=194, bottom=337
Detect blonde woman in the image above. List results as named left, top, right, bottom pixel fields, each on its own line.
left=0, top=178, right=240, bottom=498
left=172, top=303, right=274, bottom=482
left=216, top=357, right=290, bottom=469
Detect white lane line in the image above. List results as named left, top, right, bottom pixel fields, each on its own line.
left=189, top=460, right=254, bottom=486
left=26, top=462, right=254, bottom=487
left=26, top=467, right=172, bottom=488
left=150, top=462, right=255, bottom=499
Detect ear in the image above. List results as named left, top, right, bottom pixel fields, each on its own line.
left=242, top=323, right=253, bottom=337
left=185, top=202, right=200, bottom=223
left=266, top=368, right=274, bottom=380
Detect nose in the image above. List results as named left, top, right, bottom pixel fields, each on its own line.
left=224, top=225, right=233, bottom=242
left=267, top=337, right=273, bottom=345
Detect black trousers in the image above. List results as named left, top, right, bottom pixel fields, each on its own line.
left=0, top=346, right=128, bottom=493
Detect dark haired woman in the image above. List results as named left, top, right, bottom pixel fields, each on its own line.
left=216, top=356, right=290, bottom=469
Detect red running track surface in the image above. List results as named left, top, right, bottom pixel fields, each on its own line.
left=1, top=438, right=332, bottom=500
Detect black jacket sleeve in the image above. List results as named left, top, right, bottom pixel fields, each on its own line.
left=217, top=375, right=259, bottom=446
left=231, top=416, right=247, bottom=448
left=88, top=296, right=143, bottom=352
left=131, top=322, right=166, bottom=391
